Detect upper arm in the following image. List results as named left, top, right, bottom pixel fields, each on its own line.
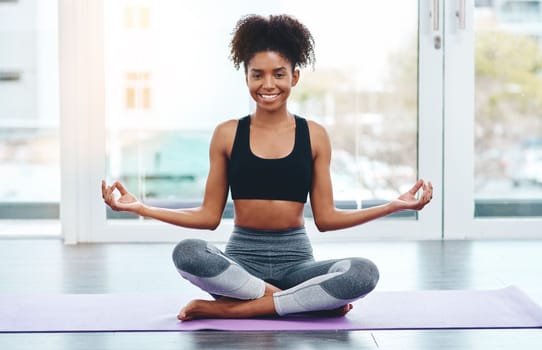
left=308, top=121, right=336, bottom=222
left=200, top=120, right=236, bottom=220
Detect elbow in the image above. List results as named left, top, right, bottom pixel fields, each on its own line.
left=311, top=204, right=339, bottom=232
left=194, top=207, right=222, bottom=230
left=202, top=217, right=221, bottom=231
left=196, top=221, right=220, bottom=231
left=315, top=224, right=328, bottom=233
left=208, top=221, right=220, bottom=231
left=313, top=217, right=333, bottom=232
left=206, top=215, right=222, bottom=231
left=313, top=207, right=341, bottom=232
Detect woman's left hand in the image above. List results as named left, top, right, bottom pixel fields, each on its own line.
left=391, top=179, right=433, bottom=211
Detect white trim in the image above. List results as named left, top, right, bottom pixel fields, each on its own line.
left=59, top=0, right=83, bottom=244
left=443, top=0, right=475, bottom=239
left=0, top=220, right=61, bottom=238
left=59, top=0, right=104, bottom=244
left=87, top=0, right=107, bottom=243
left=471, top=219, right=542, bottom=239
left=418, top=0, right=445, bottom=239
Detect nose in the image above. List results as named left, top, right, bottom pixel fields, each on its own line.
left=262, top=75, right=274, bottom=90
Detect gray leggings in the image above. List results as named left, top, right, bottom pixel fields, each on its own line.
left=172, top=226, right=379, bottom=316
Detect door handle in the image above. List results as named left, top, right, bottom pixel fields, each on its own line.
left=431, top=0, right=441, bottom=49
left=456, top=0, right=466, bottom=30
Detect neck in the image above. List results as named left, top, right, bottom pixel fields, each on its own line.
left=252, top=107, right=292, bottom=126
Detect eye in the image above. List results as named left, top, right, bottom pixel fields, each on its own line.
left=275, top=72, right=285, bottom=78
left=251, top=73, right=262, bottom=79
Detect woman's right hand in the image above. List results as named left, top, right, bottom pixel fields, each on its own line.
left=101, top=180, right=143, bottom=214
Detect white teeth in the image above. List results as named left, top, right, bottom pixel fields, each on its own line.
left=261, top=94, right=279, bottom=99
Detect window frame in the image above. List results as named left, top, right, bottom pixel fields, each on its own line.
left=60, top=0, right=444, bottom=243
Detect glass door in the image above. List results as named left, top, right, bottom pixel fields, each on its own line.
left=445, top=0, right=542, bottom=238
left=64, top=0, right=443, bottom=242
left=472, top=0, right=542, bottom=236
left=0, top=0, right=60, bottom=231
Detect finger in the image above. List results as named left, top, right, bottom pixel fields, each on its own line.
left=114, top=181, right=129, bottom=196
left=107, top=186, right=117, bottom=204
left=419, top=192, right=427, bottom=204
left=104, top=189, right=111, bottom=204
left=409, top=179, right=424, bottom=194
left=425, top=181, right=432, bottom=196
left=105, top=185, right=113, bottom=199
left=428, top=189, right=433, bottom=201
left=102, top=180, right=111, bottom=200
left=109, top=182, right=120, bottom=197
left=111, top=181, right=123, bottom=196
left=417, top=185, right=427, bottom=203
left=425, top=189, right=432, bottom=203
left=101, top=180, right=106, bottom=198
left=422, top=182, right=429, bottom=198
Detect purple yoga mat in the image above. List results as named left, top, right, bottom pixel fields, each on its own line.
left=1, top=286, right=541, bottom=333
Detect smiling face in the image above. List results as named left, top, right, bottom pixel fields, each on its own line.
left=245, top=51, right=300, bottom=115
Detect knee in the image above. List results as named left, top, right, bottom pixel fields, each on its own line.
left=171, top=238, right=207, bottom=272
left=349, top=257, right=380, bottom=294
left=324, top=257, right=380, bottom=299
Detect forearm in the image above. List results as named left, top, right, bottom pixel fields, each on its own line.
left=137, top=204, right=221, bottom=230
left=314, top=202, right=398, bottom=232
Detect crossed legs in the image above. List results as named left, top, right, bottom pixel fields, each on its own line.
left=172, top=239, right=379, bottom=320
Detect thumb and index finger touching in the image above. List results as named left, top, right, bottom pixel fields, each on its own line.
left=409, top=179, right=434, bottom=202
left=112, top=181, right=128, bottom=195
left=409, top=179, right=424, bottom=194
left=101, top=179, right=129, bottom=198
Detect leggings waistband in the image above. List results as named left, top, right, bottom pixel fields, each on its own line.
left=233, top=225, right=307, bottom=236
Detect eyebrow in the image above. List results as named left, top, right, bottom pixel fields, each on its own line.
left=249, top=67, right=287, bottom=72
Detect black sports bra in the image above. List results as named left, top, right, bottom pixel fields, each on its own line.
left=227, top=115, right=313, bottom=203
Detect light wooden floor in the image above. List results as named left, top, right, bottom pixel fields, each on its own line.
left=1, top=237, right=542, bottom=349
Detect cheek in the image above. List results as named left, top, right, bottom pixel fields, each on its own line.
left=245, top=81, right=256, bottom=92
left=279, top=82, right=293, bottom=93
left=248, top=84, right=259, bottom=95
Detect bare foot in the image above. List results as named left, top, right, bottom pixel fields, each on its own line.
left=178, top=296, right=276, bottom=321
left=178, top=283, right=281, bottom=321
left=178, top=299, right=354, bottom=321
left=178, top=299, right=207, bottom=321
left=333, top=303, right=354, bottom=316
left=264, top=282, right=282, bottom=296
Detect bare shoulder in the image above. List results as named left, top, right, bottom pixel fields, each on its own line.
left=306, top=119, right=329, bottom=139
left=306, top=119, right=331, bottom=157
left=211, top=119, right=239, bottom=156
left=214, top=119, right=238, bottom=137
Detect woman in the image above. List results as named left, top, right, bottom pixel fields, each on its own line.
left=102, top=14, right=433, bottom=321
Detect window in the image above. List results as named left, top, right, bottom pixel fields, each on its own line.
left=474, top=3, right=542, bottom=217
left=0, top=0, right=60, bottom=220
left=104, top=1, right=420, bottom=220
left=498, top=1, right=541, bottom=22
left=125, top=72, right=151, bottom=110
left=65, top=1, right=542, bottom=242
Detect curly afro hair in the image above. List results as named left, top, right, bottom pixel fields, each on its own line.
left=229, top=14, right=315, bottom=72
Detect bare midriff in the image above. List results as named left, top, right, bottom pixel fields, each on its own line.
left=233, top=199, right=305, bottom=230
